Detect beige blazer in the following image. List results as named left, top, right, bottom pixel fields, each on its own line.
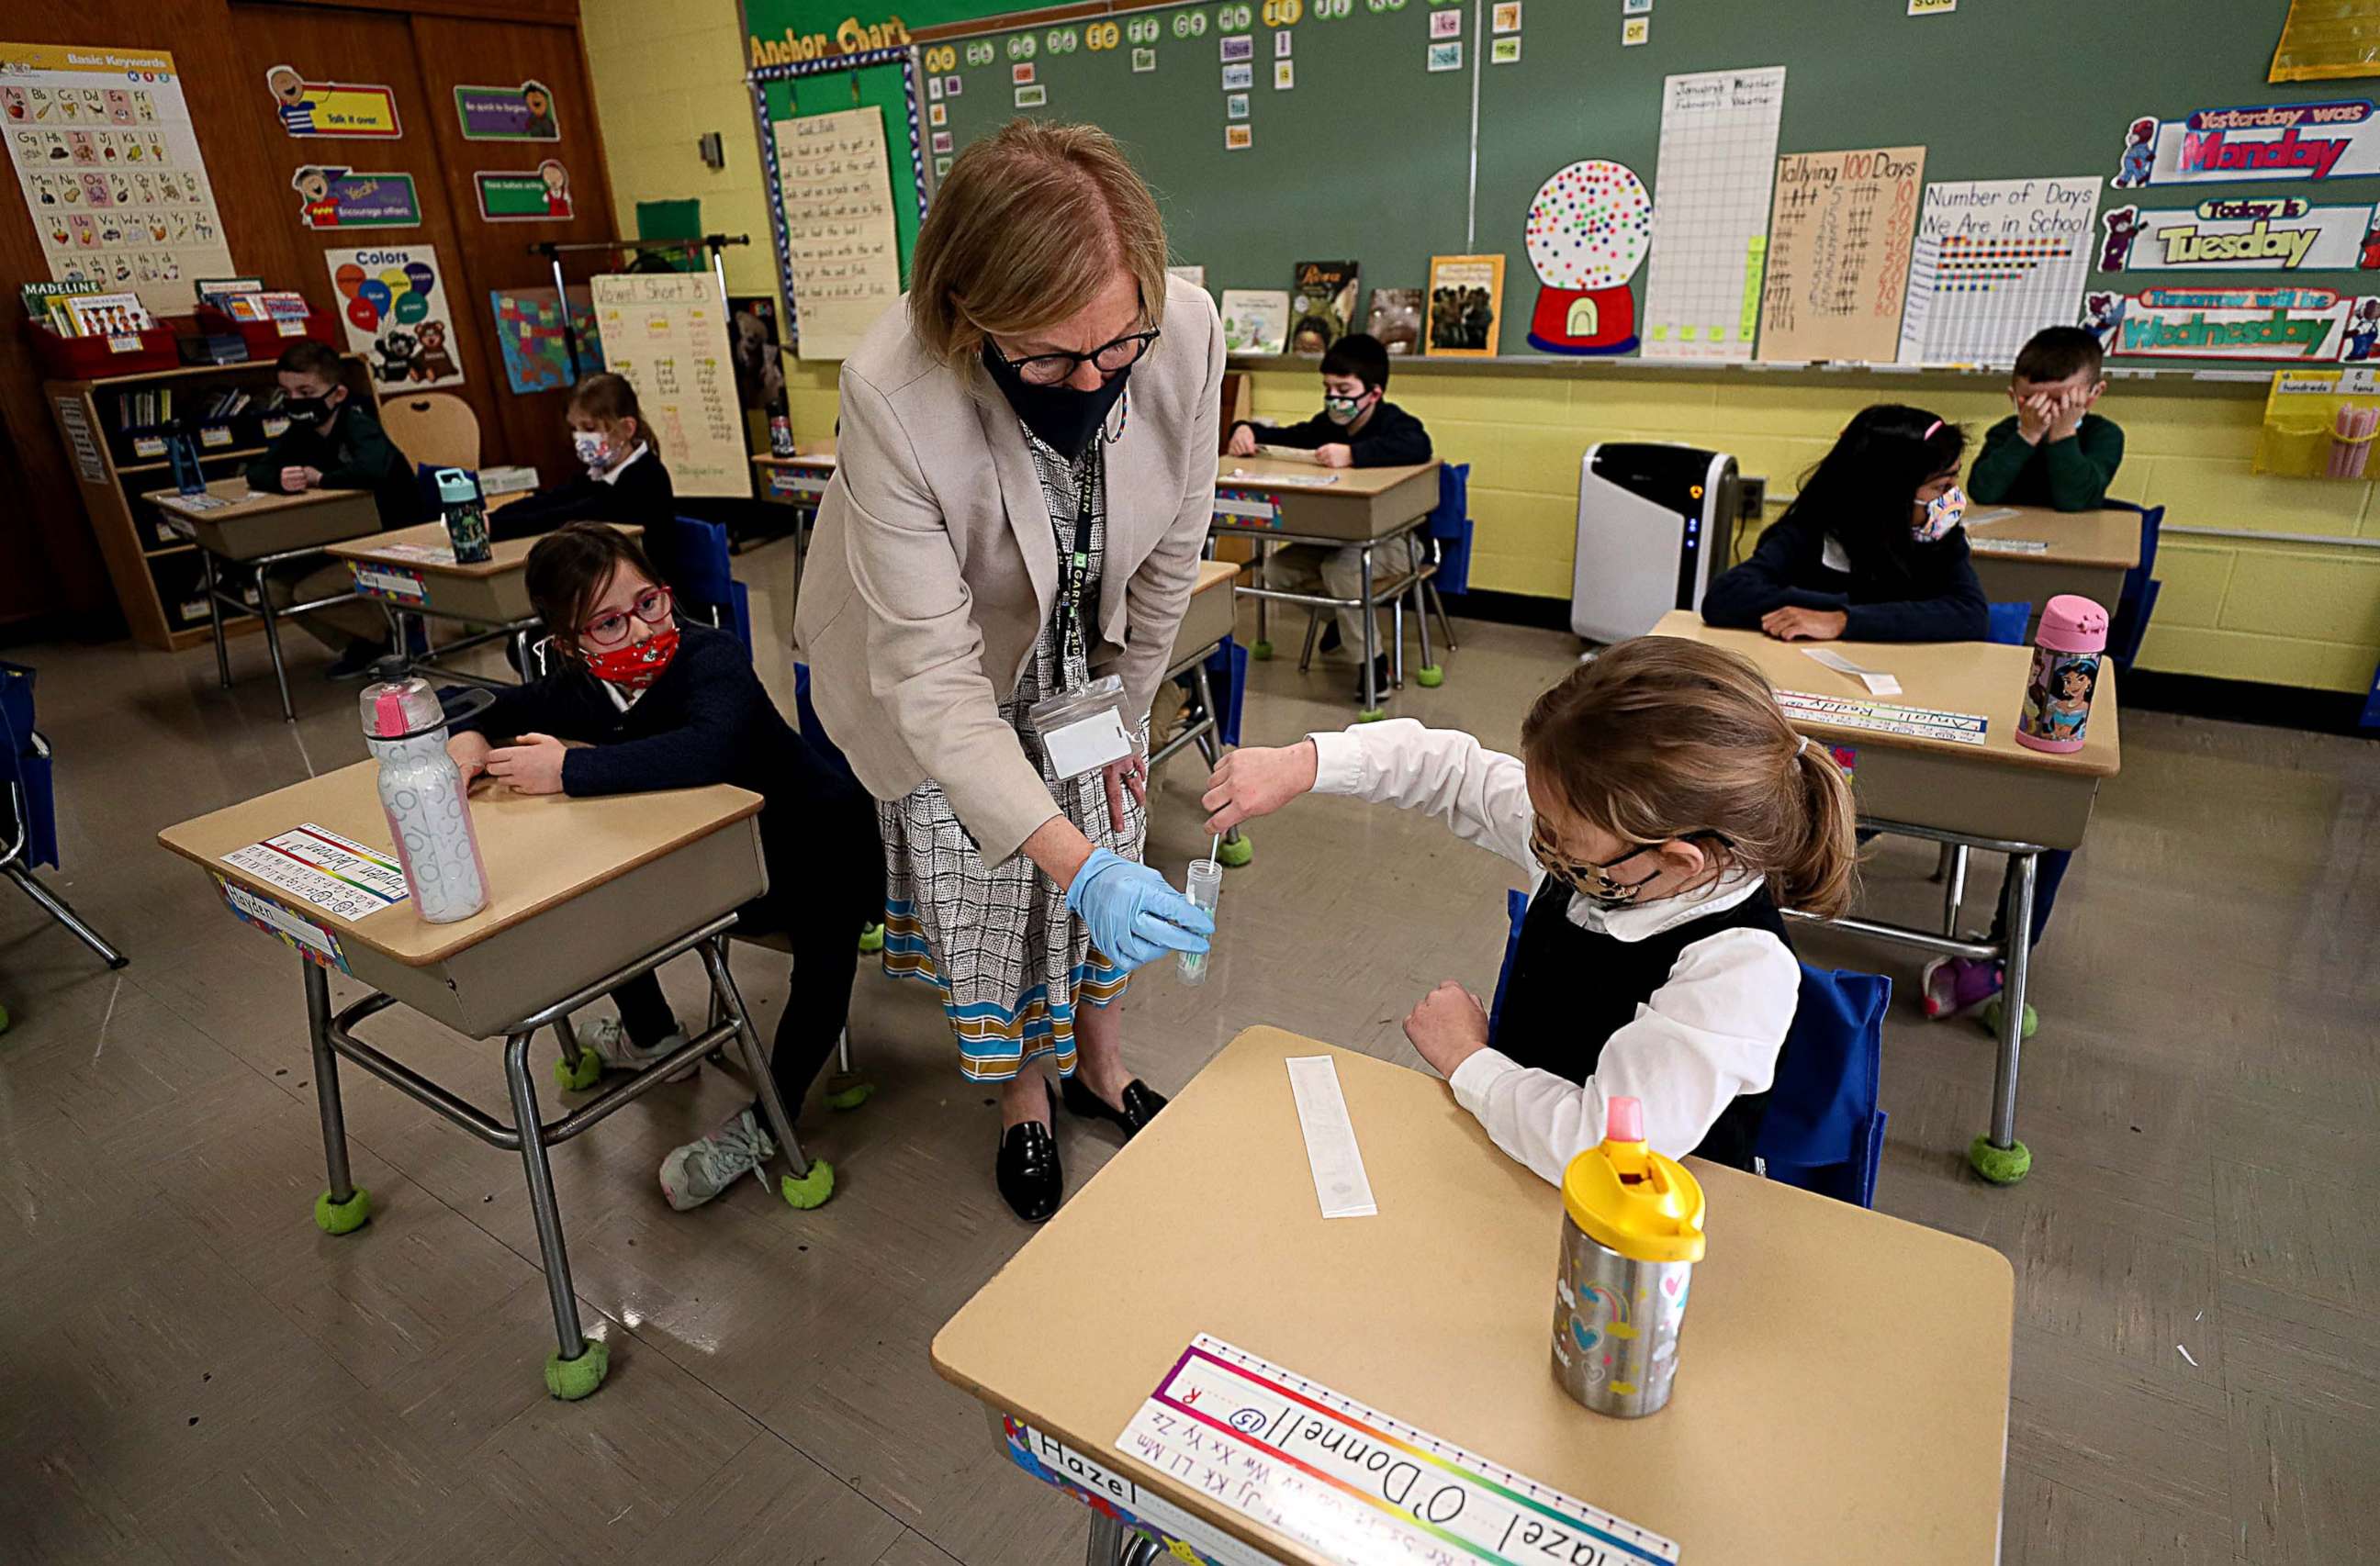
left=794, top=274, right=1226, bottom=867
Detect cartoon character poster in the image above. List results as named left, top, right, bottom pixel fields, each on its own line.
left=263, top=64, right=401, bottom=138
left=324, top=243, right=464, bottom=389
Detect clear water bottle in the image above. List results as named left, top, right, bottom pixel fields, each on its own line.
left=360, top=676, right=490, bottom=923
left=436, top=467, right=492, bottom=565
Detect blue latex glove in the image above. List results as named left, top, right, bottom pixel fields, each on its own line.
left=1063, top=847, right=1215, bottom=971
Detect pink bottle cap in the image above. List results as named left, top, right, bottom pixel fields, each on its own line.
left=2036, top=594, right=2109, bottom=654
left=1606, top=1096, right=1645, bottom=1143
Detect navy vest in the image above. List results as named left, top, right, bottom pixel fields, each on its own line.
left=1495, top=878, right=1791, bottom=1171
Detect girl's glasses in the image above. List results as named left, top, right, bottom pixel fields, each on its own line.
left=581, top=585, right=672, bottom=647
left=992, top=327, right=1162, bottom=386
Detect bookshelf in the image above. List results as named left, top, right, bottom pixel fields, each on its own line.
left=43, top=352, right=373, bottom=651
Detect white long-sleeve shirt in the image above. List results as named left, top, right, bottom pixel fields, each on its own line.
left=1308, top=720, right=1802, bottom=1186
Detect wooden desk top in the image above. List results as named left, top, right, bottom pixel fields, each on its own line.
left=323, top=520, right=642, bottom=579
left=143, top=477, right=370, bottom=520
left=1655, top=610, right=2120, bottom=778
left=1215, top=454, right=1438, bottom=497
left=1963, top=504, right=2141, bottom=568
left=1190, top=558, right=1241, bottom=596
left=934, top=1028, right=2015, bottom=1564
left=750, top=437, right=837, bottom=468
left=157, top=760, right=761, bottom=967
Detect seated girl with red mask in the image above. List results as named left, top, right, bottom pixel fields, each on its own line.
left=445, top=522, right=883, bottom=1211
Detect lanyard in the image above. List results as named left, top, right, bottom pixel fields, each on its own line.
left=1054, top=462, right=1097, bottom=674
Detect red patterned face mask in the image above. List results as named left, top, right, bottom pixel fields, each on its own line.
left=583, top=624, right=679, bottom=691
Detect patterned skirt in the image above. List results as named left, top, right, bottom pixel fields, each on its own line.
left=878, top=701, right=1150, bottom=1083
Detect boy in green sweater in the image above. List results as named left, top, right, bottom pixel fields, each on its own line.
left=1965, top=326, right=2125, bottom=510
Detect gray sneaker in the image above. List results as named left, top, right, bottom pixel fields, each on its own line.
left=581, top=1017, right=694, bottom=1081
left=658, top=1108, right=778, bottom=1212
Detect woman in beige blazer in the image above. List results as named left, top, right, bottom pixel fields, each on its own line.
left=794, top=122, right=1222, bottom=1221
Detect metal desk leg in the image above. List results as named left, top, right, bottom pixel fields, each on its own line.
left=253, top=563, right=298, bottom=723
left=303, top=960, right=370, bottom=1234
left=701, top=935, right=834, bottom=1209
left=198, top=548, right=231, bottom=690
left=1358, top=546, right=1380, bottom=717
left=1971, top=851, right=2038, bottom=1185
left=1940, top=845, right=1970, bottom=936
left=502, top=1029, right=609, bottom=1398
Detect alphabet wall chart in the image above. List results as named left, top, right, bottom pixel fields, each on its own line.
left=3, top=41, right=236, bottom=316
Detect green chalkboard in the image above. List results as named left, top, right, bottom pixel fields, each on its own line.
left=911, top=0, right=2377, bottom=374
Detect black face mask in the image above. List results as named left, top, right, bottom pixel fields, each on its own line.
left=979, top=341, right=1130, bottom=460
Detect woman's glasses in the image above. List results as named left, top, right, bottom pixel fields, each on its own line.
left=581, top=585, right=673, bottom=647
left=993, top=327, right=1162, bottom=386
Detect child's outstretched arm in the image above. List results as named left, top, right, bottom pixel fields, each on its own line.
left=1423, top=928, right=1801, bottom=1185
left=1204, top=719, right=1533, bottom=872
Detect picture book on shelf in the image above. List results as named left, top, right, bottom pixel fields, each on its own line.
left=1220, top=288, right=1290, bottom=355
left=1289, top=260, right=1359, bottom=354
left=1366, top=288, right=1423, bottom=355
left=1426, top=254, right=1505, bottom=358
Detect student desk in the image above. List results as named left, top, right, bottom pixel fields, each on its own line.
left=1653, top=610, right=2119, bottom=1183
left=1208, top=456, right=1443, bottom=718
left=157, top=762, right=829, bottom=1401
left=934, top=1027, right=2015, bottom=1566
left=1152, top=559, right=1252, bottom=864
left=324, top=521, right=645, bottom=689
left=145, top=479, right=383, bottom=723
left=1962, top=504, right=2139, bottom=622
left=751, top=438, right=836, bottom=582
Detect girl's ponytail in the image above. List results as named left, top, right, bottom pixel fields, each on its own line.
left=1779, top=739, right=1858, bottom=919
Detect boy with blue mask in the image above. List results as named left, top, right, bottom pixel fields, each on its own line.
left=1225, top=332, right=1433, bottom=699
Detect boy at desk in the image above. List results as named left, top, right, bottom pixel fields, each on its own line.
left=243, top=340, right=429, bottom=679
left=1224, top=332, right=1433, bottom=700
left=1964, top=326, right=2125, bottom=512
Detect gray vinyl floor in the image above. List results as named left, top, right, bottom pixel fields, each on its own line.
left=2, top=531, right=2374, bottom=1565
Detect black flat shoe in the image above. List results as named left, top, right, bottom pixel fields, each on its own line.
left=996, top=1082, right=1063, bottom=1223
left=1061, top=1074, right=1168, bottom=1140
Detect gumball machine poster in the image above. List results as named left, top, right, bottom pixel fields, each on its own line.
left=322, top=243, right=466, bottom=390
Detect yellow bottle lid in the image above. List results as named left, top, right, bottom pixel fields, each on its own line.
left=1561, top=1097, right=1707, bottom=1265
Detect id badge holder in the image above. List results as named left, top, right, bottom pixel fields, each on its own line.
left=1027, top=674, right=1135, bottom=779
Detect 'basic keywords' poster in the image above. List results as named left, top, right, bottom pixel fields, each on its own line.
left=1642, top=65, right=1787, bottom=363
left=773, top=106, right=901, bottom=361
left=2, top=42, right=236, bottom=316
left=1896, top=176, right=2099, bottom=366
left=590, top=272, right=744, bottom=498
left=1757, top=146, right=1927, bottom=364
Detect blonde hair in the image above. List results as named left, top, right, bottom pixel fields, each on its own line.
left=907, top=119, right=1169, bottom=363
left=1520, top=638, right=1858, bottom=920
left=568, top=372, right=659, bottom=458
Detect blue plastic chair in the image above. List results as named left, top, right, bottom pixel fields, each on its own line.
left=1485, top=885, right=1888, bottom=1207
left=2103, top=501, right=2165, bottom=671
left=1, top=661, right=125, bottom=970
left=662, top=515, right=753, bottom=650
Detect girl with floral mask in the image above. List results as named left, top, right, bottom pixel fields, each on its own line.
left=445, top=523, right=884, bottom=1213
left=1201, top=637, right=1857, bottom=1181
left=1701, top=404, right=1989, bottom=643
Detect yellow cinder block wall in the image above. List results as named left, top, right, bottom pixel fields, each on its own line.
left=581, top=8, right=2380, bottom=695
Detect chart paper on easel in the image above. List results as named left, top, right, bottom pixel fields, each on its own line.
left=775, top=106, right=900, bottom=361
left=1643, top=65, right=1787, bottom=363
left=1757, top=146, right=1926, bottom=364
left=589, top=273, right=745, bottom=498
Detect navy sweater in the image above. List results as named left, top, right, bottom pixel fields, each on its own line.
left=1701, top=510, right=1988, bottom=643
left=1231, top=399, right=1433, bottom=467
left=453, top=624, right=873, bottom=913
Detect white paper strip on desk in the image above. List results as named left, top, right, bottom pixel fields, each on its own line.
left=1116, top=1335, right=1680, bottom=1566
left=1800, top=645, right=1903, bottom=697
left=220, top=823, right=409, bottom=922
left=1285, top=1055, right=1376, bottom=1217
